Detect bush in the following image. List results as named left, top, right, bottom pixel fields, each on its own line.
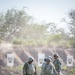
left=58, top=40, right=71, bottom=48
left=12, top=39, right=48, bottom=46
left=13, top=39, right=23, bottom=45
left=23, top=40, right=37, bottom=46
left=70, top=68, right=75, bottom=74
left=0, top=40, right=2, bottom=43
left=69, top=38, right=75, bottom=47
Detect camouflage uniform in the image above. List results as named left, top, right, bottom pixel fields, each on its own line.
left=23, top=57, right=37, bottom=75
left=41, top=58, right=57, bottom=75
left=41, top=57, right=47, bottom=75
left=53, top=54, right=62, bottom=75
left=53, top=59, right=61, bottom=73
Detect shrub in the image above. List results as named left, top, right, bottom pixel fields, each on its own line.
left=69, top=38, right=75, bottom=47
left=0, top=40, right=2, bottom=43
left=13, top=39, right=23, bottom=45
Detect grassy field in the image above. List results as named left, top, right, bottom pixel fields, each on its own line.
left=0, top=65, right=75, bottom=75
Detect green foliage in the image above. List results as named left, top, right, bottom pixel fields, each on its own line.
left=13, top=39, right=23, bottom=45
left=46, top=34, right=71, bottom=47
left=23, top=40, right=37, bottom=46
left=12, top=39, right=48, bottom=47
left=0, top=8, right=50, bottom=42
left=62, top=66, right=67, bottom=70
left=0, top=8, right=32, bottom=41
left=67, top=9, right=75, bottom=38
left=69, top=38, right=75, bottom=47
left=0, top=40, right=2, bottom=43
left=12, top=37, right=72, bottom=48
left=0, top=8, right=75, bottom=47
left=21, top=23, right=49, bottom=40
left=70, top=68, right=75, bottom=74
left=47, top=34, right=62, bottom=42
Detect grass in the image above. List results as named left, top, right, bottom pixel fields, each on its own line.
left=12, top=38, right=74, bottom=48
left=62, top=66, right=75, bottom=75
left=1, top=65, right=75, bottom=75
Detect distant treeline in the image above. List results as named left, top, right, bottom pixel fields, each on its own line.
left=0, top=8, right=75, bottom=47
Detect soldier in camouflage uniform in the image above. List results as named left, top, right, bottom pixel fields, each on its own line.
left=41, top=57, right=47, bottom=75
left=23, top=57, right=37, bottom=75
left=53, top=54, right=62, bottom=75
left=41, top=58, right=57, bottom=75
left=48, top=56, right=58, bottom=75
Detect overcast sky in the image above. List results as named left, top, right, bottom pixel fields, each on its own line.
left=0, top=0, right=75, bottom=29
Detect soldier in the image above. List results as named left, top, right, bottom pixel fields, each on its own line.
left=42, top=57, right=47, bottom=67
left=41, top=58, right=57, bottom=75
left=41, top=57, right=47, bottom=75
left=47, top=56, right=58, bottom=75
left=23, top=57, right=37, bottom=75
left=53, top=54, right=62, bottom=75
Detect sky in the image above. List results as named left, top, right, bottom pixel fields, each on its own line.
left=0, top=0, right=75, bottom=29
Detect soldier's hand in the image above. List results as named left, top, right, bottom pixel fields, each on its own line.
left=34, top=72, right=37, bottom=75
left=58, top=72, right=60, bottom=75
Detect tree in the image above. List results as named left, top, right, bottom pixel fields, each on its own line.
left=0, top=8, right=32, bottom=41
left=47, top=22, right=61, bottom=35
left=20, top=22, right=49, bottom=39
left=68, top=9, right=75, bottom=38
left=0, top=8, right=49, bottom=42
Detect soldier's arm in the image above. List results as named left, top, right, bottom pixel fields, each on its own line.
left=57, top=60, right=62, bottom=75
left=23, top=64, right=26, bottom=75
left=41, top=63, right=45, bottom=75
left=53, top=64, right=58, bottom=75
left=23, top=63, right=28, bottom=75
left=41, top=63, right=46, bottom=75
left=58, top=60, right=61, bottom=72
left=34, top=65, right=37, bottom=75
